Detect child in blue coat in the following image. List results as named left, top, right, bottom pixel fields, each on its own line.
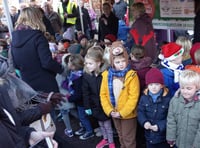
left=138, top=68, right=171, bottom=148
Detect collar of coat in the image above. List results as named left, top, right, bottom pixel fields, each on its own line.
left=143, top=87, right=169, bottom=97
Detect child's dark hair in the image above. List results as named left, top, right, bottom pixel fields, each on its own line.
left=131, top=45, right=145, bottom=60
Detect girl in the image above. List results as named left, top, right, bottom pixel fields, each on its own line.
left=62, top=54, right=94, bottom=140
left=83, top=47, right=115, bottom=148
left=100, top=41, right=140, bottom=148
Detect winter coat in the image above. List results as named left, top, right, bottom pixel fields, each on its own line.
left=0, top=82, right=43, bottom=148
left=68, top=76, right=84, bottom=107
left=98, top=12, right=119, bottom=42
left=130, top=13, right=157, bottom=61
left=138, top=87, right=171, bottom=144
left=100, top=70, right=140, bottom=119
left=82, top=72, right=109, bottom=121
left=11, top=29, right=63, bottom=93
left=113, top=0, right=128, bottom=20
left=167, top=91, right=200, bottom=148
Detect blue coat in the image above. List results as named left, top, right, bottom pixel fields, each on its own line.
left=137, top=87, right=171, bottom=144
left=11, top=29, right=63, bottom=93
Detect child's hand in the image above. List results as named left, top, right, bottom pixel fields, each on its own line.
left=167, top=140, right=175, bottom=147
left=144, top=122, right=151, bottom=130
left=150, top=125, right=158, bottom=132
left=110, top=111, right=121, bottom=118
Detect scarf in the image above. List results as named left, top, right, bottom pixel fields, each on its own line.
left=161, top=60, right=184, bottom=83
left=108, top=64, right=131, bottom=107
left=62, top=70, right=83, bottom=95
left=149, top=89, right=163, bottom=103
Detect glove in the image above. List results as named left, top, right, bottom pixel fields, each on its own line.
left=38, top=102, right=53, bottom=114
left=85, top=109, right=92, bottom=115
left=49, top=92, right=65, bottom=106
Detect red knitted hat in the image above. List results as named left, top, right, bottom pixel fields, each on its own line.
left=190, top=43, right=200, bottom=64
left=105, top=34, right=117, bottom=42
left=159, top=42, right=184, bottom=61
left=145, top=68, right=164, bottom=85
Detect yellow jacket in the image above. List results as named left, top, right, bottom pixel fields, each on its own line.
left=100, top=70, right=140, bottom=119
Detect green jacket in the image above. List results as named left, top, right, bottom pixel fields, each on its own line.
left=166, top=91, right=200, bottom=148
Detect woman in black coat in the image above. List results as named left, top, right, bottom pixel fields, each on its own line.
left=11, top=7, right=63, bottom=93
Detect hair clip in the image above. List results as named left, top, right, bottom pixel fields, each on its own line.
left=112, top=47, right=124, bottom=56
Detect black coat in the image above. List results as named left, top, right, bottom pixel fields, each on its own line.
left=98, top=12, right=119, bottom=41
left=11, top=29, right=63, bottom=93
left=0, top=83, right=43, bottom=148
left=82, top=72, right=109, bottom=121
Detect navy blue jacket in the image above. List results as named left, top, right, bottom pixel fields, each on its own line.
left=137, top=87, right=171, bottom=144
left=11, top=29, right=63, bottom=93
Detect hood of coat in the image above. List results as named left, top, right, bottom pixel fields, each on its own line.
left=137, top=13, right=152, bottom=25
left=11, top=29, right=42, bottom=48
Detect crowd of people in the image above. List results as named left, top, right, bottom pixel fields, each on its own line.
left=1, top=0, right=200, bottom=148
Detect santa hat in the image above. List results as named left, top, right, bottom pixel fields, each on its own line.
left=158, top=42, right=184, bottom=61
left=109, top=41, right=129, bottom=68
left=190, top=43, right=200, bottom=64
left=104, top=34, right=117, bottom=42
left=145, top=68, right=164, bottom=85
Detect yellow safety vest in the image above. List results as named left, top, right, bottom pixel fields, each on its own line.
left=59, top=2, right=77, bottom=25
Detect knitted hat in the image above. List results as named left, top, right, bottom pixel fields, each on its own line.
left=110, top=41, right=129, bottom=67
left=104, top=34, right=117, bottom=42
left=158, top=42, right=184, bottom=61
left=63, top=28, right=73, bottom=41
left=190, top=43, right=200, bottom=64
left=68, top=44, right=81, bottom=54
left=78, top=34, right=88, bottom=43
left=145, top=68, right=164, bottom=85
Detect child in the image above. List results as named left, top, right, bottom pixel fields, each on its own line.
left=166, top=69, right=200, bottom=148
left=100, top=41, right=140, bottom=148
left=158, top=42, right=184, bottom=97
left=83, top=47, right=115, bottom=148
left=138, top=68, right=171, bottom=148
left=130, top=45, right=152, bottom=92
left=62, top=54, right=94, bottom=140
left=175, top=36, right=192, bottom=66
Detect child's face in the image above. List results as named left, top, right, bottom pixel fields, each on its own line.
left=180, top=84, right=198, bottom=101
left=58, top=42, right=65, bottom=52
left=80, top=38, right=88, bottom=47
left=85, top=58, right=100, bottom=73
left=148, top=83, right=163, bottom=94
left=113, top=56, right=127, bottom=71
left=169, top=56, right=183, bottom=65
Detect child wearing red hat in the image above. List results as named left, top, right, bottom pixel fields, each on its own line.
left=138, top=68, right=171, bottom=148
left=158, top=42, right=184, bottom=97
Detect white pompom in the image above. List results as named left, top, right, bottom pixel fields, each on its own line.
left=158, top=54, right=164, bottom=60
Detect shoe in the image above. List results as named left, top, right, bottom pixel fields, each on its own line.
left=79, top=132, right=94, bottom=140
left=95, top=130, right=102, bottom=137
left=109, top=143, right=116, bottom=148
left=64, top=129, right=74, bottom=137
left=75, top=127, right=85, bottom=136
left=96, top=139, right=108, bottom=148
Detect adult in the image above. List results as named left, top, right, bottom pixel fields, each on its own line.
left=76, top=0, right=92, bottom=39
left=130, top=2, right=157, bottom=63
left=98, top=2, right=118, bottom=42
left=42, top=2, right=63, bottom=34
left=11, top=7, right=63, bottom=93
left=113, top=0, right=128, bottom=20
left=58, top=0, right=77, bottom=35
left=193, top=0, right=200, bottom=43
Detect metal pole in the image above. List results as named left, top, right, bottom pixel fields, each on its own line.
left=2, top=0, right=14, bottom=39
left=78, top=0, right=84, bottom=33
left=167, top=29, right=171, bottom=42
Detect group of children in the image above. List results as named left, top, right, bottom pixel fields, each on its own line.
left=43, top=25, right=200, bottom=148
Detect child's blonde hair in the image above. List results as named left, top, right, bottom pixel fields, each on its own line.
left=67, top=54, right=84, bottom=70
left=84, top=46, right=104, bottom=74
left=175, top=36, right=192, bottom=61
left=132, top=2, right=146, bottom=16
left=15, top=7, right=46, bottom=32
left=179, top=69, right=200, bottom=89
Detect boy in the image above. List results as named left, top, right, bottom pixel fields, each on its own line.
left=167, top=70, right=200, bottom=148
left=100, top=41, right=140, bottom=148
left=138, top=68, right=171, bottom=148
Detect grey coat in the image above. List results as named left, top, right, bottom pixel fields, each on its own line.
left=166, top=91, right=200, bottom=148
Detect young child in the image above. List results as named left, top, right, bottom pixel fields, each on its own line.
left=100, top=41, right=140, bottom=148
left=158, top=42, right=184, bottom=97
left=138, top=68, right=171, bottom=148
left=130, top=45, right=152, bottom=92
left=62, top=54, right=94, bottom=140
left=83, top=47, right=115, bottom=148
left=167, top=69, right=200, bottom=148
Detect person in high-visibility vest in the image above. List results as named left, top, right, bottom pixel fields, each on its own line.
left=58, top=0, right=77, bottom=39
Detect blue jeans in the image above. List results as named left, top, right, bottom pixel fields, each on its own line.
left=77, top=106, right=93, bottom=133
